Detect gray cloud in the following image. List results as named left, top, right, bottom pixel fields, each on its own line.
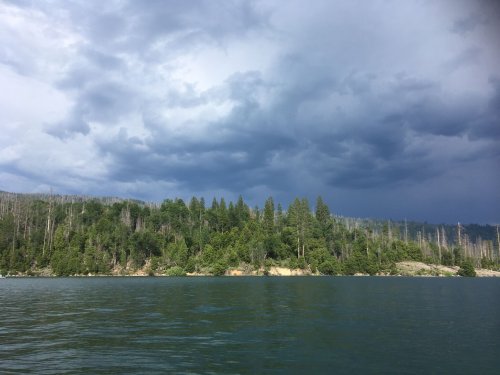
left=444, top=46, right=482, bottom=72
left=0, top=0, right=499, bottom=223
left=451, top=13, right=486, bottom=36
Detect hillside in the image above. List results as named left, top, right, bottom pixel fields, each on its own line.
left=1, top=191, right=498, bottom=276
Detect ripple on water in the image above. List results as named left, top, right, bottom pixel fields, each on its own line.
left=1, top=277, right=499, bottom=374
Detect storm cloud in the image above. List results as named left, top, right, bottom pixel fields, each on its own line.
left=0, top=0, right=499, bottom=223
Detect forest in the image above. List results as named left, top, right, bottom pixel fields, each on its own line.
left=0, top=191, right=498, bottom=276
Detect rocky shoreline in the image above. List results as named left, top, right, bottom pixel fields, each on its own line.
left=3, top=261, right=500, bottom=277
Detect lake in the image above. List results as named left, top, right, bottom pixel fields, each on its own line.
left=1, top=276, right=499, bottom=374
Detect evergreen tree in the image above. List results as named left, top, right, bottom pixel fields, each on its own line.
left=235, top=195, right=250, bottom=227
left=263, top=197, right=275, bottom=237
left=0, top=191, right=496, bottom=276
left=315, top=196, right=330, bottom=229
left=458, top=260, right=476, bottom=277
left=218, top=198, right=229, bottom=233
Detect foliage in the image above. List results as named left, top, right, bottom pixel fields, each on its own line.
left=211, top=260, right=228, bottom=276
left=0, top=192, right=497, bottom=277
left=458, top=260, right=476, bottom=277
left=165, top=266, right=187, bottom=276
left=318, top=259, right=341, bottom=275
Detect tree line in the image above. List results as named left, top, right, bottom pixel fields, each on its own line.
left=0, top=191, right=498, bottom=276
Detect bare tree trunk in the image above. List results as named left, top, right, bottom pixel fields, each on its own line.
left=497, top=225, right=500, bottom=261
left=42, top=193, right=54, bottom=258
left=404, top=219, right=408, bottom=244
left=11, top=197, right=18, bottom=261
left=69, top=200, right=74, bottom=233
left=436, top=228, right=441, bottom=263
left=457, top=222, right=462, bottom=248
left=297, top=234, right=300, bottom=259
left=464, top=234, right=469, bottom=258
left=199, top=207, right=202, bottom=254
left=296, top=218, right=301, bottom=259
left=441, top=227, right=447, bottom=250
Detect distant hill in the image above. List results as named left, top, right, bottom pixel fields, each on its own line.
left=343, top=217, right=498, bottom=245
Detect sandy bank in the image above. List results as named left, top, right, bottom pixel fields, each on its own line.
left=6, top=261, right=500, bottom=277
left=475, top=268, right=500, bottom=277
left=268, top=267, right=312, bottom=276
left=395, top=261, right=500, bottom=277
left=225, top=266, right=311, bottom=276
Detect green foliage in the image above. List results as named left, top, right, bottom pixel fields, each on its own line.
left=211, top=260, right=228, bottom=276
left=185, top=258, right=196, bottom=273
left=297, top=257, right=307, bottom=270
left=1, top=192, right=496, bottom=277
left=306, top=246, right=332, bottom=272
left=150, top=256, right=160, bottom=271
left=201, top=244, right=218, bottom=266
left=389, top=262, right=398, bottom=275
left=51, top=246, right=82, bottom=276
left=288, top=256, right=298, bottom=269
left=343, top=248, right=380, bottom=275
left=480, top=256, right=496, bottom=270
left=453, top=248, right=463, bottom=266
left=441, top=251, right=453, bottom=266
left=165, top=239, right=189, bottom=268
left=165, top=266, right=187, bottom=276
left=458, top=260, right=476, bottom=277
left=318, top=259, right=341, bottom=275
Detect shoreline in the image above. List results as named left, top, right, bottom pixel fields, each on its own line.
left=3, top=262, right=500, bottom=278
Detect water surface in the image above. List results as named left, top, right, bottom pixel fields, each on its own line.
left=1, top=277, right=499, bottom=374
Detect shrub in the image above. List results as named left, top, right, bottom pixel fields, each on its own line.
left=458, top=260, right=476, bottom=277
left=150, top=257, right=159, bottom=271
left=264, top=258, right=273, bottom=275
left=389, top=263, right=398, bottom=275
left=318, top=259, right=340, bottom=275
left=211, top=261, right=228, bottom=276
left=297, top=257, right=307, bottom=270
left=185, top=258, right=196, bottom=273
left=288, top=257, right=299, bottom=270
left=165, top=266, right=187, bottom=276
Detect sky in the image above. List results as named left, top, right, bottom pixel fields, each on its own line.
left=0, top=0, right=499, bottom=224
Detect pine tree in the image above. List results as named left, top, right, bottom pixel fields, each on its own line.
left=264, top=197, right=275, bottom=237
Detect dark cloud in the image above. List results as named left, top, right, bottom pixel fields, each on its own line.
left=81, top=48, right=124, bottom=71
left=64, top=0, right=269, bottom=56
left=85, top=33, right=499, bottom=215
left=468, top=78, right=500, bottom=141
left=451, top=13, right=486, bottom=36
left=79, top=81, right=136, bottom=122
left=1, top=0, right=499, bottom=223
left=49, top=79, right=137, bottom=137
left=45, top=114, right=90, bottom=139
left=393, top=76, right=438, bottom=93
left=404, top=97, right=477, bottom=137
left=444, top=46, right=482, bottom=72
left=95, top=74, right=298, bottom=193
left=38, top=0, right=269, bottom=138
left=338, top=72, right=377, bottom=96
left=488, top=77, right=500, bottom=110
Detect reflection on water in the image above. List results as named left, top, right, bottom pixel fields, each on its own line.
left=1, top=277, right=499, bottom=374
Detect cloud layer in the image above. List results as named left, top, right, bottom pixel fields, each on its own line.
left=1, top=0, right=499, bottom=223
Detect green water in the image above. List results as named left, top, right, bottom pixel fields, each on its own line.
left=0, top=277, right=499, bottom=374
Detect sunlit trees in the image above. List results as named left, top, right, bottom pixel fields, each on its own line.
left=0, top=191, right=498, bottom=276
left=287, top=198, right=312, bottom=258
